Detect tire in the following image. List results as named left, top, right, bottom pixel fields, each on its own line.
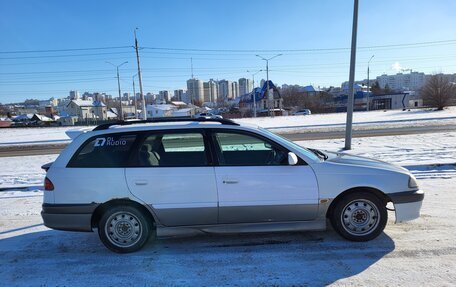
left=98, top=205, right=152, bottom=253
left=330, top=191, right=387, bottom=241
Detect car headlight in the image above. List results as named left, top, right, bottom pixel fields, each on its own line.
left=408, top=175, right=419, bottom=188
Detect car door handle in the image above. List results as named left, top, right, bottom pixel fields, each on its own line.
left=135, top=180, right=148, bottom=186
left=223, top=180, right=238, bottom=184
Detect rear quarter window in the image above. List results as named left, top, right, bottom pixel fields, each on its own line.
left=68, top=133, right=137, bottom=168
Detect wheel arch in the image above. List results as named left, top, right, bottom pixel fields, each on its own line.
left=326, top=186, right=390, bottom=219
left=91, top=198, right=157, bottom=229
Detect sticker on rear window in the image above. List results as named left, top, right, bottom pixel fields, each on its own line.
left=94, top=137, right=127, bottom=147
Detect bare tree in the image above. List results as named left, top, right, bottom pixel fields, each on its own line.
left=421, top=74, right=456, bottom=110
left=282, top=87, right=335, bottom=113
left=0, top=104, right=9, bottom=117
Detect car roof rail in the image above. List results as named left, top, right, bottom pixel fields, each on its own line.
left=92, top=116, right=239, bottom=131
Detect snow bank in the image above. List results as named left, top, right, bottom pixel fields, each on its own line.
left=236, top=107, right=456, bottom=128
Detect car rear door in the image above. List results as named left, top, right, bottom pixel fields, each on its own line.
left=125, top=130, right=218, bottom=226
left=211, top=130, right=319, bottom=224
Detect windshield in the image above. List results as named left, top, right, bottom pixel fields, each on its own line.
left=259, top=128, right=322, bottom=162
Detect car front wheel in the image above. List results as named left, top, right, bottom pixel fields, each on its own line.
left=98, top=205, right=152, bottom=253
left=330, top=192, right=387, bottom=241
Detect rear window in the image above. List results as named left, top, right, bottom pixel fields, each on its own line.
left=134, top=132, right=208, bottom=167
left=68, top=134, right=137, bottom=168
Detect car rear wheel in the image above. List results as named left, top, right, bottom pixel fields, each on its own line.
left=330, top=192, right=387, bottom=241
left=98, top=205, right=152, bottom=253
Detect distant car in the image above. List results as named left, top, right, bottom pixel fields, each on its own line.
left=41, top=118, right=423, bottom=253
left=293, top=109, right=312, bottom=116
left=195, top=112, right=223, bottom=119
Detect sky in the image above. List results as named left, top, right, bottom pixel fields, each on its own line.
left=1, top=0, right=456, bottom=103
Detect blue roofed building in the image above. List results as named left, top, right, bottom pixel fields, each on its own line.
left=239, top=80, right=283, bottom=116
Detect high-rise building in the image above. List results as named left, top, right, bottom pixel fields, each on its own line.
left=93, top=92, right=106, bottom=102
left=231, top=81, right=239, bottom=98
left=203, top=79, right=218, bottom=102
left=218, top=80, right=233, bottom=100
left=145, top=92, right=156, bottom=104
left=173, top=89, right=185, bottom=101
left=376, top=72, right=426, bottom=91
left=186, top=79, right=204, bottom=103
left=342, top=71, right=428, bottom=92
left=158, top=90, right=172, bottom=102
left=69, top=90, right=80, bottom=100
left=238, top=78, right=253, bottom=95
left=81, top=92, right=93, bottom=100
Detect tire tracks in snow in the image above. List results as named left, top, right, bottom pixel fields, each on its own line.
left=405, top=163, right=456, bottom=180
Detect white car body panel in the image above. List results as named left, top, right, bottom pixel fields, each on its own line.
left=125, top=167, right=218, bottom=226
left=394, top=199, right=423, bottom=223
left=215, top=165, right=319, bottom=223
left=50, top=168, right=130, bottom=204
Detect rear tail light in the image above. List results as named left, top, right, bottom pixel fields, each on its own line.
left=44, top=177, right=54, bottom=191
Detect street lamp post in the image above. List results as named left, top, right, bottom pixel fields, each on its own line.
left=366, top=55, right=374, bottom=111
left=344, top=0, right=359, bottom=150
left=133, top=74, right=138, bottom=119
left=246, top=69, right=263, bottom=117
left=106, top=61, right=128, bottom=120
left=256, top=54, right=282, bottom=117
left=134, top=28, right=146, bottom=120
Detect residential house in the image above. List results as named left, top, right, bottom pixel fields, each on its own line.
left=66, top=99, right=107, bottom=121
left=239, top=80, right=283, bottom=116
left=146, top=104, right=175, bottom=118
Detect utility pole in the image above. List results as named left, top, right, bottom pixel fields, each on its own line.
left=134, top=28, right=146, bottom=120
left=256, top=54, right=282, bottom=117
left=247, top=69, right=263, bottom=117
left=366, top=55, right=374, bottom=111
left=133, top=74, right=138, bottom=119
left=344, top=0, right=359, bottom=150
left=106, top=61, right=128, bottom=121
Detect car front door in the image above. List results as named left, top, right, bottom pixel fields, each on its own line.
left=211, top=130, right=319, bottom=224
left=125, top=130, right=218, bottom=226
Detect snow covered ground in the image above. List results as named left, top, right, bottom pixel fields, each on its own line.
left=0, top=126, right=76, bottom=146
left=1, top=107, right=455, bottom=145
left=301, top=131, right=456, bottom=166
left=239, top=106, right=456, bottom=130
left=0, top=154, right=57, bottom=189
left=1, top=132, right=455, bottom=286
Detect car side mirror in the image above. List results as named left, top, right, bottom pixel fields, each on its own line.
left=288, top=152, right=298, bottom=166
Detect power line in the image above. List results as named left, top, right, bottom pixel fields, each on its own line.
left=0, top=56, right=137, bottom=66
left=1, top=39, right=455, bottom=57
left=141, top=39, right=456, bottom=53
left=0, top=51, right=134, bottom=60
left=0, top=46, right=132, bottom=54
left=2, top=53, right=456, bottom=77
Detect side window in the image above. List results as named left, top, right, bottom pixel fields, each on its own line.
left=136, top=132, right=208, bottom=167
left=68, top=134, right=137, bottom=167
left=214, top=132, right=288, bottom=166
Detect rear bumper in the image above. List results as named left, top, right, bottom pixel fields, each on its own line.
left=41, top=203, right=99, bottom=232
left=389, top=190, right=424, bottom=223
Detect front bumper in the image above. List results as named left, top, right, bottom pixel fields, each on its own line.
left=389, top=189, right=424, bottom=223
left=41, top=203, right=99, bottom=232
